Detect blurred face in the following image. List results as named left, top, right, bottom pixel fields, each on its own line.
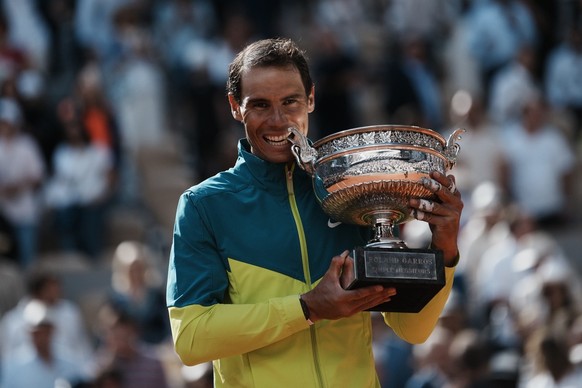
left=523, top=99, right=546, bottom=131
left=107, top=323, right=137, bottom=357
left=228, top=65, right=315, bottom=163
left=30, top=324, right=54, bottom=356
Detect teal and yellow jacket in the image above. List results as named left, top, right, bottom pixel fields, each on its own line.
left=167, top=139, right=455, bottom=387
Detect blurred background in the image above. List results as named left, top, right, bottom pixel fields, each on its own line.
left=0, top=0, right=581, bottom=387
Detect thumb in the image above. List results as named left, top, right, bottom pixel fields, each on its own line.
left=340, top=254, right=355, bottom=290
left=328, top=250, right=350, bottom=277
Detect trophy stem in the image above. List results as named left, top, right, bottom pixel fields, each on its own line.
left=367, top=221, right=407, bottom=249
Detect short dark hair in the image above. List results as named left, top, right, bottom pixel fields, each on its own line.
left=227, top=38, right=314, bottom=103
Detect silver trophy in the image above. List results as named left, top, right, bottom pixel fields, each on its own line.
left=289, top=125, right=464, bottom=312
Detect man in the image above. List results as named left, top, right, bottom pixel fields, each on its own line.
left=93, top=311, right=169, bottom=388
left=0, top=300, right=86, bottom=388
left=0, top=97, right=45, bottom=267
left=167, top=38, right=463, bottom=387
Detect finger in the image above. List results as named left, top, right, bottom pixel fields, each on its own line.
left=447, top=179, right=456, bottom=194
left=420, top=176, right=443, bottom=193
left=349, top=284, right=396, bottom=301
left=329, top=250, right=349, bottom=274
left=357, top=288, right=397, bottom=310
left=414, top=198, right=454, bottom=215
left=418, top=198, right=435, bottom=212
left=340, top=256, right=355, bottom=290
left=432, top=171, right=460, bottom=195
left=421, top=173, right=459, bottom=200
left=411, top=208, right=429, bottom=222
left=326, top=251, right=352, bottom=290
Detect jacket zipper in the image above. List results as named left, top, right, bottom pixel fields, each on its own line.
left=285, top=164, right=325, bottom=388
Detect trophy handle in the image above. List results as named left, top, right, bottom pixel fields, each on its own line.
left=444, top=128, right=466, bottom=170
left=288, top=127, right=317, bottom=175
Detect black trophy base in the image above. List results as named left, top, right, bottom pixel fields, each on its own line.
left=346, top=246, right=445, bottom=313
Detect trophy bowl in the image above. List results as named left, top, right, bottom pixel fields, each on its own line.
left=289, top=125, right=464, bottom=312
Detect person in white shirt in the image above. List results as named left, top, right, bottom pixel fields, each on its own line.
left=0, top=299, right=87, bottom=388
left=489, top=45, right=539, bottom=127
left=0, top=270, right=96, bottom=377
left=499, top=95, right=576, bottom=227
left=0, top=98, right=45, bottom=267
left=44, top=116, right=114, bottom=259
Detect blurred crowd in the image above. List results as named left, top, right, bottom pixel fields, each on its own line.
left=0, top=0, right=581, bottom=387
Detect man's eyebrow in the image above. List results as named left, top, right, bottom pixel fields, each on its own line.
left=245, top=97, right=269, bottom=105
left=283, top=93, right=306, bottom=100
left=244, top=93, right=305, bottom=106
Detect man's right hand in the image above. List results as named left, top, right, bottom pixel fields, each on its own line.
left=300, top=251, right=396, bottom=322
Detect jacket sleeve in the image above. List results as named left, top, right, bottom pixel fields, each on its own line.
left=166, top=192, right=308, bottom=366
left=383, top=266, right=456, bottom=344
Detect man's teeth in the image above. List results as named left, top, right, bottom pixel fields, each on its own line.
left=265, top=134, right=290, bottom=145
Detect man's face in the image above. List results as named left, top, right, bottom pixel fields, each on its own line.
left=229, top=65, right=315, bottom=163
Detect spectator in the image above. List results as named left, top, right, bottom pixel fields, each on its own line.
left=104, top=240, right=170, bottom=345
left=473, top=207, right=537, bottom=329
left=1, top=0, right=50, bottom=72
left=0, top=97, right=45, bottom=267
left=488, top=44, right=540, bottom=126
left=93, top=310, right=169, bottom=388
left=447, top=329, right=491, bottom=388
left=405, top=325, right=455, bottom=388
left=0, top=269, right=95, bottom=376
left=73, top=62, right=122, bottom=168
left=447, top=92, right=506, bottom=205
left=310, top=29, right=359, bottom=138
left=521, top=328, right=582, bottom=386
left=44, top=114, right=115, bottom=259
left=545, top=25, right=582, bottom=141
left=384, top=34, right=445, bottom=132
left=465, top=0, right=538, bottom=97
left=0, top=14, right=28, bottom=86
left=457, top=182, right=510, bottom=323
left=107, top=6, right=167, bottom=155
left=508, top=232, right=582, bottom=334
left=178, top=10, right=253, bottom=180
left=0, top=299, right=88, bottom=387
left=499, top=94, right=577, bottom=228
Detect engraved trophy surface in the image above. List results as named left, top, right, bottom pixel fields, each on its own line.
left=289, top=125, right=464, bottom=312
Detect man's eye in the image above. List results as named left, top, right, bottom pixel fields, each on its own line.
left=252, top=102, right=269, bottom=109
left=284, top=99, right=299, bottom=105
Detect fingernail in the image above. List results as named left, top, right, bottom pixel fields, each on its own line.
left=340, top=250, right=349, bottom=259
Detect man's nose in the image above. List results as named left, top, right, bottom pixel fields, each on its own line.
left=267, top=105, right=287, bottom=125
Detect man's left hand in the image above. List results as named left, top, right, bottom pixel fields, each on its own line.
left=408, top=171, right=463, bottom=266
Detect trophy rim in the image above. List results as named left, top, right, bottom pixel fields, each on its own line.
left=312, top=125, right=447, bottom=149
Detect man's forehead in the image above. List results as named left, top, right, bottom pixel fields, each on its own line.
left=239, top=66, right=305, bottom=99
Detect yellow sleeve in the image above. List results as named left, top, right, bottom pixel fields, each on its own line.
left=382, top=266, right=456, bottom=344
left=169, top=295, right=309, bottom=366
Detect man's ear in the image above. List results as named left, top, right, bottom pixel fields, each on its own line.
left=307, top=85, right=315, bottom=113
left=228, top=94, right=243, bottom=121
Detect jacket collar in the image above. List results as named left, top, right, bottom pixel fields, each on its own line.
left=233, top=138, right=310, bottom=191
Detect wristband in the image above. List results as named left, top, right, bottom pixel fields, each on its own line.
left=299, top=296, right=314, bottom=326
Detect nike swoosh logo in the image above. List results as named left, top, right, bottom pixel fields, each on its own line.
left=328, top=219, right=342, bottom=228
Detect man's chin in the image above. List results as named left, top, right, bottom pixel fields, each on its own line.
left=264, top=149, right=295, bottom=164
